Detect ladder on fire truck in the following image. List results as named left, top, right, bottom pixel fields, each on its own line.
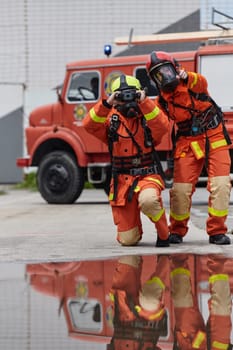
left=115, top=7, right=233, bottom=46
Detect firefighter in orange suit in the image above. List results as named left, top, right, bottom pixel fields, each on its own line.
left=107, top=255, right=169, bottom=350
left=83, top=74, right=170, bottom=247
left=146, top=51, right=231, bottom=245
left=170, top=254, right=232, bottom=350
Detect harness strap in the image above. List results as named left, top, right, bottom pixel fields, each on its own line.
left=112, top=152, right=154, bottom=168
left=141, top=117, right=166, bottom=181
left=189, top=90, right=231, bottom=145
left=159, top=90, right=231, bottom=176
left=112, top=164, right=158, bottom=176
left=108, top=114, right=120, bottom=154
left=176, top=108, right=222, bottom=137
left=108, top=113, right=165, bottom=202
left=128, top=177, right=139, bottom=202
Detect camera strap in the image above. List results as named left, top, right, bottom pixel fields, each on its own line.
left=141, top=116, right=166, bottom=181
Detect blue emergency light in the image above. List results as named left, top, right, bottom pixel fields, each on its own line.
left=104, top=44, right=112, bottom=57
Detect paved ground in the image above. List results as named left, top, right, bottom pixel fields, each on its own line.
left=0, top=186, right=233, bottom=262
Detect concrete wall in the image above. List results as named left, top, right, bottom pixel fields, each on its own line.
left=0, top=107, right=23, bottom=183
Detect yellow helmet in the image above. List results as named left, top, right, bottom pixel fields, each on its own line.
left=111, top=74, right=141, bottom=93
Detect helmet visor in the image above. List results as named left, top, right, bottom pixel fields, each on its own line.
left=150, top=63, right=178, bottom=92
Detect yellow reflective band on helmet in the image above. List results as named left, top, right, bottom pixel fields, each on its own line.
left=145, top=276, right=165, bottom=289
left=144, top=106, right=160, bottom=121
left=170, top=267, right=190, bottom=278
left=190, top=72, right=198, bottom=89
left=212, top=341, right=229, bottom=350
left=170, top=210, right=190, bottom=221
left=148, top=208, right=165, bottom=223
left=208, top=206, right=228, bottom=217
left=191, top=141, right=204, bottom=159
left=211, top=139, right=227, bottom=149
left=90, top=108, right=107, bottom=123
left=111, top=75, right=141, bottom=92
left=192, top=331, right=206, bottom=349
left=209, top=274, right=229, bottom=284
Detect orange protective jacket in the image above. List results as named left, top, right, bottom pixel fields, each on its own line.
left=157, top=72, right=230, bottom=160
left=83, top=98, right=169, bottom=205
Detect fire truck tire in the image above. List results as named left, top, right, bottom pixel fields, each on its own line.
left=37, top=151, right=84, bottom=204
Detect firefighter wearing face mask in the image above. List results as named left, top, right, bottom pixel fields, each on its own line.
left=146, top=51, right=231, bottom=245
left=83, top=74, right=170, bottom=247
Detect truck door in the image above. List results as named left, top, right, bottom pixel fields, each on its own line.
left=63, top=68, right=109, bottom=154
left=64, top=260, right=115, bottom=340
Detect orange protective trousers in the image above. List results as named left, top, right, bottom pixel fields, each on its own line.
left=111, top=176, right=169, bottom=243
left=170, top=141, right=231, bottom=236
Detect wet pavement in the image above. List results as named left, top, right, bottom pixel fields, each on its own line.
left=0, top=187, right=233, bottom=262
left=0, top=187, right=233, bottom=348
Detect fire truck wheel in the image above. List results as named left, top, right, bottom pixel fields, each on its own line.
left=37, top=151, right=84, bottom=204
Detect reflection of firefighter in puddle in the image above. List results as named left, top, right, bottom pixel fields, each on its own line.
left=107, top=255, right=169, bottom=350
left=170, top=254, right=232, bottom=350
left=108, top=254, right=232, bottom=350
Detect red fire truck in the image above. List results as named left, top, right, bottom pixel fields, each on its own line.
left=16, top=29, right=233, bottom=204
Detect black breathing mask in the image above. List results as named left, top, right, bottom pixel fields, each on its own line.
left=151, top=63, right=179, bottom=93
left=115, top=89, right=141, bottom=118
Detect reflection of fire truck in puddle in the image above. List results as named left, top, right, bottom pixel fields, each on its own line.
left=26, top=255, right=233, bottom=348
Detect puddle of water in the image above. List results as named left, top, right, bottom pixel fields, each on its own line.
left=0, top=253, right=232, bottom=349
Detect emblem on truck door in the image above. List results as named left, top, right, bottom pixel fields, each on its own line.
left=73, top=104, right=87, bottom=121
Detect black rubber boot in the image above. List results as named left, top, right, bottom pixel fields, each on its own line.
left=156, top=237, right=170, bottom=247
left=209, top=234, right=231, bottom=245
left=169, top=233, right=183, bottom=244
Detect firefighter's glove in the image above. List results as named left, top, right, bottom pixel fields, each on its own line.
left=179, top=69, right=188, bottom=81
left=106, top=92, right=118, bottom=107
left=138, top=89, right=146, bottom=103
